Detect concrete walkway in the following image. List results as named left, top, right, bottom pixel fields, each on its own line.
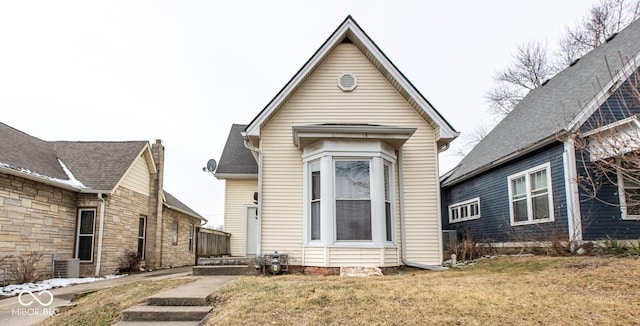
left=0, top=266, right=234, bottom=326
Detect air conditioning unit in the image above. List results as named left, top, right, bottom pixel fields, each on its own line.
left=53, top=258, right=80, bottom=278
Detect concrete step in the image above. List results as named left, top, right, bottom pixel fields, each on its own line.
left=146, top=276, right=237, bottom=306
left=114, top=321, right=200, bottom=326
left=121, top=305, right=212, bottom=321
left=192, top=265, right=257, bottom=276
left=198, top=256, right=255, bottom=266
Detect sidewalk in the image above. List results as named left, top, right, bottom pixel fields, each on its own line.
left=0, top=266, right=193, bottom=326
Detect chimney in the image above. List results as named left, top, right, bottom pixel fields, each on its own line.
left=150, top=139, right=165, bottom=268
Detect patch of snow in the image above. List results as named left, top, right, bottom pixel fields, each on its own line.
left=57, top=159, right=86, bottom=188
left=0, top=274, right=123, bottom=297
left=0, top=160, right=86, bottom=190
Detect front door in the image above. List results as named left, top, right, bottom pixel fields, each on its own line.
left=246, top=206, right=258, bottom=255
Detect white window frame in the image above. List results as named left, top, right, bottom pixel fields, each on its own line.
left=448, top=197, right=481, bottom=223
left=188, top=224, right=194, bottom=252
left=138, top=215, right=147, bottom=259
left=507, top=162, right=555, bottom=226
left=617, top=170, right=640, bottom=220
left=302, top=139, right=396, bottom=248
left=75, top=208, right=96, bottom=262
left=334, top=158, right=373, bottom=242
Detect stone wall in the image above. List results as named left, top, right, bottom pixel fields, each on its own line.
left=161, top=207, right=198, bottom=267
left=0, top=173, right=77, bottom=281
left=88, top=186, right=152, bottom=276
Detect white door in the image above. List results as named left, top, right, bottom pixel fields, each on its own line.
left=246, top=206, right=258, bottom=255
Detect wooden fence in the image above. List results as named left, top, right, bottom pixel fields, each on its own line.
left=198, top=228, right=231, bottom=257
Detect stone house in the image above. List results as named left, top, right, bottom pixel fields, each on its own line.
left=0, top=122, right=206, bottom=277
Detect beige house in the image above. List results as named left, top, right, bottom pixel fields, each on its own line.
left=215, top=16, right=458, bottom=271
left=0, top=122, right=206, bottom=277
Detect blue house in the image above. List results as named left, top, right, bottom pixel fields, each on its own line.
left=441, top=18, right=640, bottom=248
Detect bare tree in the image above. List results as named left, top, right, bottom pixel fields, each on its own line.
left=486, top=0, right=640, bottom=120
left=575, top=58, right=640, bottom=214
left=559, top=0, right=640, bottom=65
left=486, top=41, right=556, bottom=117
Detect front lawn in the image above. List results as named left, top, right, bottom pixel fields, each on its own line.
left=206, top=256, right=640, bottom=325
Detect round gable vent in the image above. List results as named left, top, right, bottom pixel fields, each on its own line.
left=338, top=73, right=357, bottom=92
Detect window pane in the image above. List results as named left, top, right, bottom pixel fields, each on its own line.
left=311, top=162, right=321, bottom=200
left=311, top=201, right=321, bottom=240
left=385, top=202, right=392, bottom=241
left=335, top=161, right=370, bottom=199
left=137, top=238, right=144, bottom=258
left=513, top=199, right=528, bottom=222
left=511, top=176, right=526, bottom=199
left=79, top=211, right=95, bottom=234
left=384, top=165, right=390, bottom=201
left=470, top=203, right=478, bottom=216
left=532, top=195, right=550, bottom=220
left=624, top=175, right=640, bottom=215
left=336, top=200, right=371, bottom=240
left=138, top=217, right=146, bottom=237
left=78, top=236, right=93, bottom=261
left=530, top=170, right=547, bottom=191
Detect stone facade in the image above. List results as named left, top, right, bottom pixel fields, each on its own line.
left=161, top=207, right=198, bottom=267
left=0, top=173, right=77, bottom=280
left=78, top=187, right=153, bottom=276
left=0, top=139, right=204, bottom=279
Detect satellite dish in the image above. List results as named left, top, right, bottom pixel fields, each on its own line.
left=205, top=159, right=217, bottom=173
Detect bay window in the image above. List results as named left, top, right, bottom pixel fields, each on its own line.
left=302, top=139, right=398, bottom=247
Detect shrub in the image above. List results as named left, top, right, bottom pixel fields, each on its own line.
left=116, top=249, right=142, bottom=273
left=601, top=237, right=628, bottom=256
left=0, top=252, right=44, bottom=284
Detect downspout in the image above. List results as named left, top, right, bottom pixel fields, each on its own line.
left=398, top=147, right=445, bottom=271
left=243, top=138, right=263, bottom=256
left=94, top=193, right=106, bottom=276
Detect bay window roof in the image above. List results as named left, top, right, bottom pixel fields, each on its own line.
left=292, top=124, right=416, bottom=149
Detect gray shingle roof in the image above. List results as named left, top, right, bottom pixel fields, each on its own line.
left=215, top=124, right=258, bottom=176
left=164, top=190, right=206, bottom=221
left=0, top=122, right=67, bottom=180
left=51, top=141, right=148, bottom=191
left=443, top=18, right=640, bottom=186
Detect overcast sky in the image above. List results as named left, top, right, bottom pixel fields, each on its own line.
left=0, top=1, right=597, bottom=228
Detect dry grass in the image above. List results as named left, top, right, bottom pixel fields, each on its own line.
left=207, top=256, right=640, bottom=325
left=37, top=277, right=194, bottom=326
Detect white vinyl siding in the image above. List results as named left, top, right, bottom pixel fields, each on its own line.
left=260, top=43, right=441, bottom=266
left=120, top=154, right=151, bottom=196
left=224, top=179, right=258, bottom=256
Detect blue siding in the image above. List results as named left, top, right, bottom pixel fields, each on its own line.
left=580, top=71, right=640, bottom=133
left=441, top=143, right=568, bottom=243
left=576, top=73, right=640, bottom=240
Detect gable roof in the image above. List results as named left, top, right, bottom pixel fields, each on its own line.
left=0, top=121, right=152, bottom=192
left=51, top=141, right=150, bottom=191
left=244, top=15, right=458, bottom=147
left=0, top=122, right=68, bottom=181
left=442, top=18, right=640, bottom=187
left=215, top=124, right=258, bottom=179
left=163, top=190, right=207, bottom=221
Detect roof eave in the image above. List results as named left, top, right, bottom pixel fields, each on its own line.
left=163, top=202, right=207, bottom=222
left=0, top=165, right=84, bottom=192
left=442, top=133, right=565, bottom=187
left=214, top=173, right=258, bottom=180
